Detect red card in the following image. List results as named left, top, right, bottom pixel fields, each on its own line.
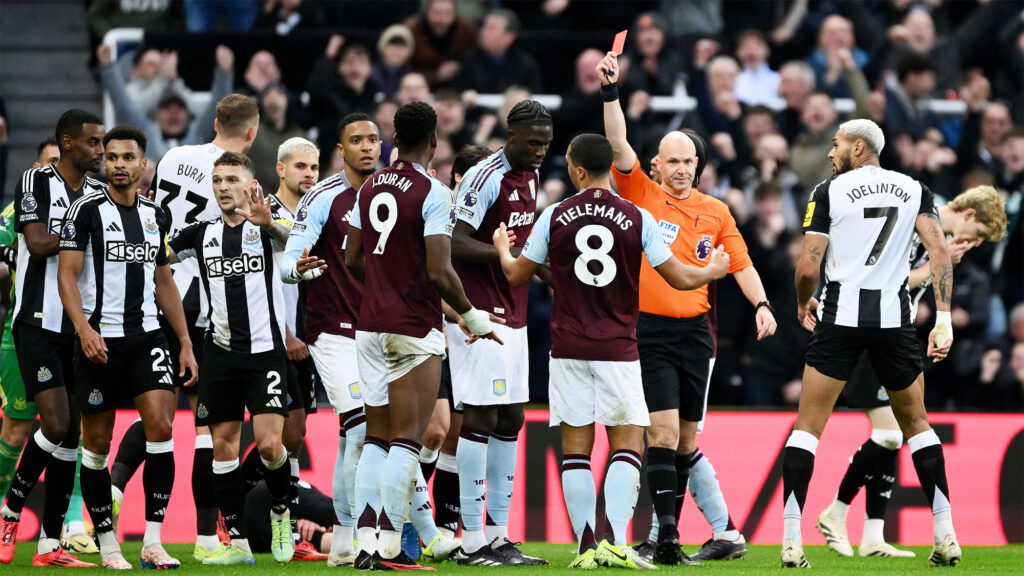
left=611, top=30, right=627, bottom=55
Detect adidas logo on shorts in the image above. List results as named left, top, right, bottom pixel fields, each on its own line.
left=266, top=397, right=283, bottom=408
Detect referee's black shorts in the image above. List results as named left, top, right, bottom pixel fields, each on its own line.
left=840, top=351, right=892, bottom=410
left=806, top=323, right=922, bottom=392
left=638, top=313, right=714, bottom=422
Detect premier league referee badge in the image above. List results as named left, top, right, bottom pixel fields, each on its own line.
left=695, top=234, right=712, bottom=260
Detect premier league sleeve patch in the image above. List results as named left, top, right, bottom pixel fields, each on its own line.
left=297, top=205, right=309, bottom=222
left=61, top=221, right=77, bottom=240
left=463, top=189, right=478, bottom=207
left=20, top=193, right=38, bottom=214
left=695, top=234, right=712, bottom=260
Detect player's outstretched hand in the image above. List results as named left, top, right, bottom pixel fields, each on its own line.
left=179, top=342, right=199, bottom=387
left=295, top=246, right=327, bottom=281
left=236, top=180, right=273, bottom=228
left=461, top=308, right=505, bottom=345
left=597, top=52, right=619, bottom=85
left=927, top=327, right=953, bottom=363
left=80, top=326, right=108, bottom=364
left=492, top=222, right=518, bottom=253
left=707, top=245, right=730, bottom=280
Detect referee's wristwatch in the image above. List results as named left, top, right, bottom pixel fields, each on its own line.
left=756, top=300, right=775, bottom=313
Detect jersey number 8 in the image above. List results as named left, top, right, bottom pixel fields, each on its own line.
left=574, top=224, right=617, bottom=287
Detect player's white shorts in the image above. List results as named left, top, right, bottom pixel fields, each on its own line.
left=308, top=333, right=363, bottom=414
left=549, top=357, right=650, bottom=428
left=355, top=329, right=446, bottom=407
left=447, top=322, right=529, bottom=409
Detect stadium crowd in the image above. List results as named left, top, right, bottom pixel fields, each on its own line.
left=0, top=0, right=1019, bottom=570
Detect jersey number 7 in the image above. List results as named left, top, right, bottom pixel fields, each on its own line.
left=864, top=206, right=898, bottom=266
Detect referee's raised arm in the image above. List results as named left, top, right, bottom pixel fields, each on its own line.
left=597, top=52, right=637, bottom=174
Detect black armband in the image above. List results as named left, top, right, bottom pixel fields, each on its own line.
left=600, top=83, right=619, bottom=102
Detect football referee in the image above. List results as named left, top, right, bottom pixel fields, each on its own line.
left=599, top=51, right=776, bottom=564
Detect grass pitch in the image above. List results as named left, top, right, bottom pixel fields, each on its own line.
left=7, top=542, right=1022, bottom=573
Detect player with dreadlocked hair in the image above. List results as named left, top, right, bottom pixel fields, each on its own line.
left=448, top=100, right=553, bottom=566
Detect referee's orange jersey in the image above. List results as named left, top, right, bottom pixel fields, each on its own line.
left=612, top=158, right=753, bottom=319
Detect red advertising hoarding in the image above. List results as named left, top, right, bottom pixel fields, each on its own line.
left=15, top=410, right=1022, bottom=545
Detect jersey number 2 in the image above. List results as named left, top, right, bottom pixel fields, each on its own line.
left=864, top=207, right=898, bottom=266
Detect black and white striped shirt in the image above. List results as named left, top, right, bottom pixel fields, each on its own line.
left=152, top=143, right=225, bottom=328
left=59, top=189, right=170, bottom=337
left=803, top=166, right=935, bottom=328
left=14, top=165, right=105, bottom=334
left=169, top=218, right=286, bottom=354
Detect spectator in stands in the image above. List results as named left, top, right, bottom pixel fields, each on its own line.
left=372, top=98, right=399, bottom=173
left=659, top=0, right=724, bottom=40
left=885, top=53, right=940, bottom=140
left=776, top=61, right=816, bottom=143
left=897, top=129, right=959, bottom=199
left=1000, top=129, right=1024, bottom=193
left=790, top=92, right=838, bottom=194
left=977, top=304, right=1024, bottom=408
left=454, top=9, right=543, bottom=98
left=741, top=187, right=808, bottom=406
left=553, top=49, right=606, bottom=155
left=372, top=25, right=416, bottom=99
left=397, top=72, right=432, bottom=105
left=124, top=48, right=195, bottom=121
left=254, top=0, right=325, bottom=35
left=692, top=48, right=743, bottom=136
left=405, top=0, right=477, bottom=88
left=956, top=71, right=1012, bottom=178
left=734, top=30, right=780, bottom=106
left=882, top=8, right=961, bottom=93
left=806, top=15, right=869, bottom=99
left=184, top=0, right=258, bottom=32
left=249, top=84, right=305, bottom=187
left=98, top=43, right=235, bottom=160
left=434, top=90, right=472, bottom=151
left=742, top=132, right=804, bottom=230
left=244, top=51, right=282, bottom=95
left=623, top=11, right=685, bottom=97
left=307, top=37, right=380, bottom=170
left=741, top=106, right=778, bottom=160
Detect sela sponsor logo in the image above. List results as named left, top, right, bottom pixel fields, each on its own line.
left=695, top=234, right=713, bottom=260
left=48, top=218, right=64, bottom=235
left=507, top=211, right=534, bottom=228
left=205, top=253, right=265, bottom=278
left=106, top=241, right=159, bottom=263
left=659, top=220, right=679, bottom=245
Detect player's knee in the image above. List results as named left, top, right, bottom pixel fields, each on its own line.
left=494, top=406, right=525, bottom=436
left=1, top=419, right=32, bottom=448
left=145, top=422, right=172, bottom=443
left=257, top=437, right=284, bottom=462
left=81, top=448, right=109, bottom=471
left=38, top=412, right=69, bottom=444
left=647, top=424, right=679, bottom=449
left=422, top=424, right=446, bottom=451
left=462, top=405, right=498, bottom=433
left=676, top=435, right=697, bottom=456
left=870, top=428, right=903, bottom=450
